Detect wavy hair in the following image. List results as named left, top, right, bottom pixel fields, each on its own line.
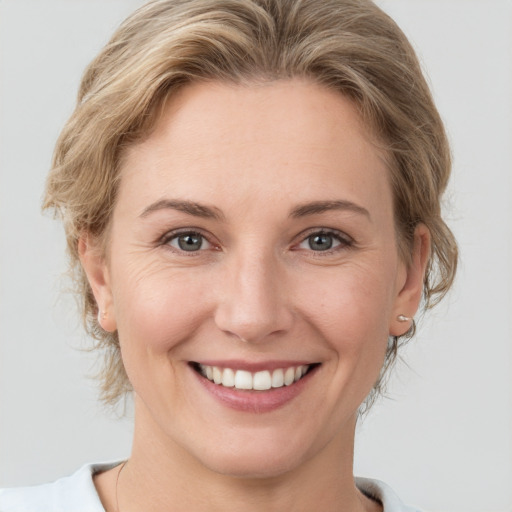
left=44, top=0, right=458, bottom=407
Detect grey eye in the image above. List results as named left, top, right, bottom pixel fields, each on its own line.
left=170, top=233, right=209, bottom=252
left=297, top=231, right=349, bottom=253
left=307, top=233, right=334, bottom=251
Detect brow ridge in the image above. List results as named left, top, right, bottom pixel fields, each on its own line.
left=140, top=199, right=225, bottom=221
left=290, top=200, right=370, bottom=219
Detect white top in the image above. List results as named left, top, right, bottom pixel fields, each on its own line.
left=0, top=462, right=422, bottom=512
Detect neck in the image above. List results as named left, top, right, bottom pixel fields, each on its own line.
left=112, top=401, right=376, bottom=512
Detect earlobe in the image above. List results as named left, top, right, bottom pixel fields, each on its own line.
left=389, top=224, right=431, bottom=337
left=78, top=234, right=117, bottom=332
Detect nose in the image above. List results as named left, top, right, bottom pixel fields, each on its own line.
left=214, top=250, right=294, bottom=344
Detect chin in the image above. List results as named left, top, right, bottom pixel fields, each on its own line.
left=183, top=425, right=323, bottom=480
left=199, top=448, right=306, bottom=480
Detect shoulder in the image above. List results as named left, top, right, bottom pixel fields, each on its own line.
left=0, top=461, right=122, bottom=512
left=1, top=467, right=423, bottom=512
left=356, top=477, right=424, bottom=512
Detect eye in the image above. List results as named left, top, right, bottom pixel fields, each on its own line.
left=167, top=232, right=212, bottom=252
left=297, top=230, right=352, bottom=252
left=305, top=233, right=337, bottom=251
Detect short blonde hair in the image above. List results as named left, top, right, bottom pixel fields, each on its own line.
left=44, top=0, right=458, bottom=407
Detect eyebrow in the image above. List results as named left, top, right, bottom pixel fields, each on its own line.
left=140, top=199, right=225, bottom=221
left=290, top=200, right=371, bottom=220
left=140, top=198, right=370, bottom=222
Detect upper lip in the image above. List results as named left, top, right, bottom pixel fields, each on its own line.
left=190, top=359, right=319, bottom=372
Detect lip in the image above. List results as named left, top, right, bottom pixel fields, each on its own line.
left=189, top=361, right=320, bottom=413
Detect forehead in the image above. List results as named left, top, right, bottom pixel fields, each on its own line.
left=118, top=79, right=391, bottom=217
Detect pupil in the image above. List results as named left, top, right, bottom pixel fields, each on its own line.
left=178, top=234, right=202, bottom=251
left=309, top=234, right=332, bottom=251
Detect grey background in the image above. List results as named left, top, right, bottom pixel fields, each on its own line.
left=1, top=1, right=511, bottom=511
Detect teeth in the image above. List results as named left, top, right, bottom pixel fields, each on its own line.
left=271, top=368, right=284, bottom=388
left=212, top=366, right=222, bottom=384
left=198, top=364, right=310, bottom=390
left=284, top=367, right=295, bottom=386
left=222, top=368, right=235, bottom=387
left=253, top=371, right=271, bottom=391
left=235, top=370, right=252, bottom=390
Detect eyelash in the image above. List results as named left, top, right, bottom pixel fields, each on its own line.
left=159, top=228, right=217, bottom=255
left=158, top=228, right=354, bottom=255
left=293, top=228, right=354, bottom=255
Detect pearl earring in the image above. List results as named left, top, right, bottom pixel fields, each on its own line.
left=397, top=314, right=411, bottom=322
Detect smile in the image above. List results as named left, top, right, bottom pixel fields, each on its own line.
left=194, top=363, right=314, bottom=391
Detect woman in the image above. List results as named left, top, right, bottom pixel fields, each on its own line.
left=0, top=0, right=457, bottom=510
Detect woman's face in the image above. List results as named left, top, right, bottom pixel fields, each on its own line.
left=83, top=80, right=426, bottom=477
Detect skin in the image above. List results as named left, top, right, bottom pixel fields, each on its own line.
left=81, top=79, right=430, bottom=512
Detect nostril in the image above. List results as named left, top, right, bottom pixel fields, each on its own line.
left=213, top=268, right=293, bottom=343
left=214, top=308, right=294, bottom=345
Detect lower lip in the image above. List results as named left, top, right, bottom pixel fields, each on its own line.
left=191, top=366, right=318, bottom=413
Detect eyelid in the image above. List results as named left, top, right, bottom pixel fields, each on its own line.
left=156, top=226, right=353, bottom=254
left=159, top=227, right=219, bottom=252
left=293, top=227, right=354, bottom=252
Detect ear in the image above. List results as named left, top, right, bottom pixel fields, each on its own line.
left=78, top=233, right=117, bottom=332
left=389, top=224, right=431, bottom=336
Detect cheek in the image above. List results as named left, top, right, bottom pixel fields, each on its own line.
left=111, top=261, right=214, bottom=361
left=286, top=266, right=393, bottom=422
left=293, top=263, right=393, bottom=402
left=111, top=269, right=216, bottom=409
left=297, top=264, right=394, bottom=348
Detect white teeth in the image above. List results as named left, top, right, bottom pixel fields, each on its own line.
left=213, top=366, right=222, bottom=384
left=235, top=370, right=253, bottom=389
left=253, top=371, right=272, bottom=390
left=222, top=368, right=235, bottom=387
left=198, top=364, right=311, bottom=390
left=284, top=367, right=295, bottom=386
left=271, top=368, right=284, bottom=388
